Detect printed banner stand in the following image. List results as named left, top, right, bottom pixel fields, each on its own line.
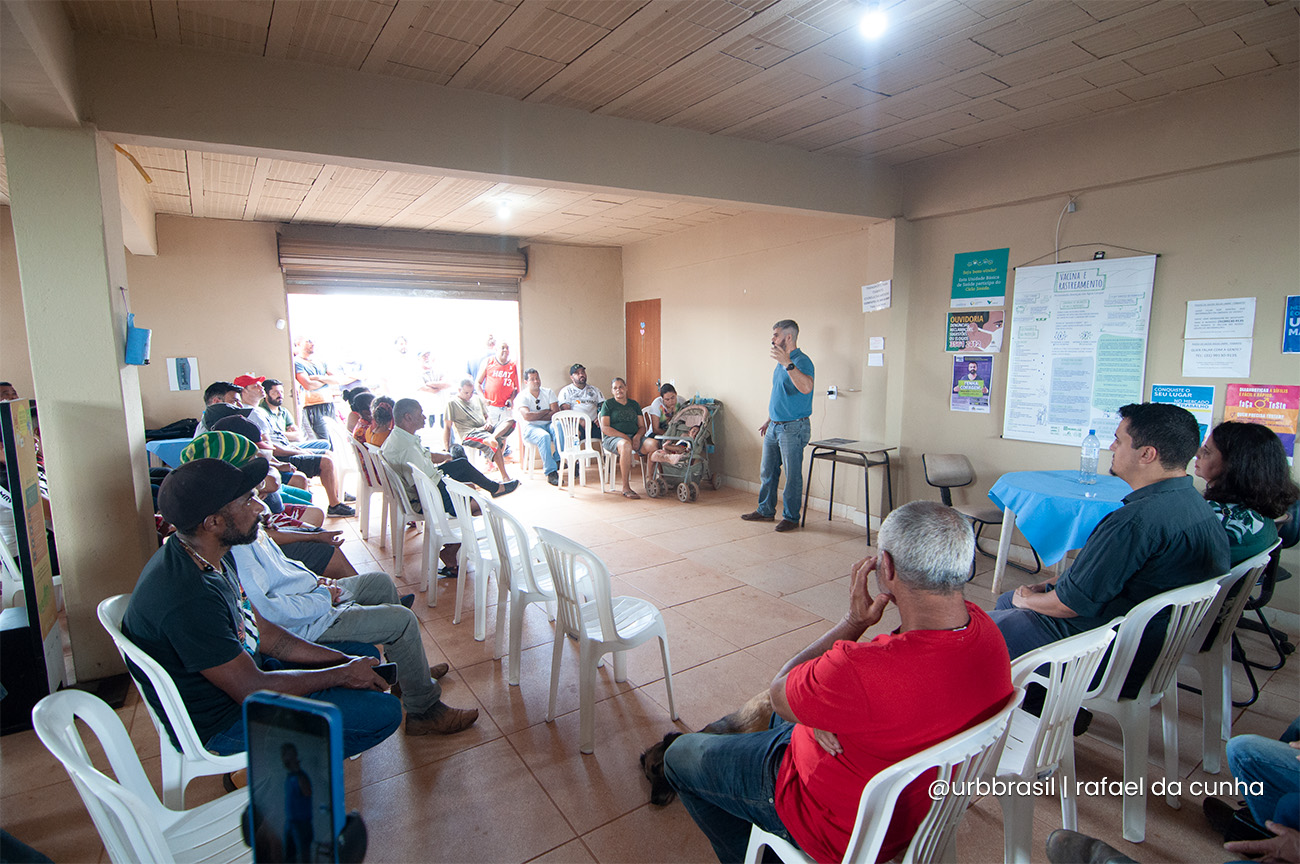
left=0, top=399, right=65, bottom=734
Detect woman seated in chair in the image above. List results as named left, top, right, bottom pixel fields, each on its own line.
left=645, top=383, right=681, bottom=438
left=366, top=397, right=396, bottom=447
left=1195, top=421, right=1298, bottom=564
left=343, top=386, right=372, bottom=433
left=599, top=378, right=660, bottom=498
left=349, top=392, right=376, bottom=442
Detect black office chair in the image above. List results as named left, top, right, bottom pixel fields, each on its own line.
left=922, top=453, right=1041, bottom=574
left=1231, top=500, right=1297, bottom=707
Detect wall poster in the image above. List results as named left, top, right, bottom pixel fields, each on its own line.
left=951, top=248, right=1009, bottom=308
left=1002, top=255, right=1157, bottom=447
left=1224, top=383, right=1299, bottom=460
left=1151, top=384, right=1215, bottom=444
left=946, top=310, right=1005, bottom=352
left=951, top=355, right=993, bottom=414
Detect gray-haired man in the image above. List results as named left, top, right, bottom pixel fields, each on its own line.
left=666, top=501, right=1013, bottom=863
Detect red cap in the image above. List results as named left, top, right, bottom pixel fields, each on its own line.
left=232, top=374, right=265, bottom=388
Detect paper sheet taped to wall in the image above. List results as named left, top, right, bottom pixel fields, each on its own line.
left=1002, top=256, right=1156, bottom=447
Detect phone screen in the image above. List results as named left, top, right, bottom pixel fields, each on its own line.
left=245, top=693, right=344, bottom=863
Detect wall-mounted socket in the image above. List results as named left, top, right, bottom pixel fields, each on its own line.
left=827, top=385, right=838, bottom=400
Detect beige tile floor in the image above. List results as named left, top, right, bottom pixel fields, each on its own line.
left=3, top=474, right=1297, bottom=863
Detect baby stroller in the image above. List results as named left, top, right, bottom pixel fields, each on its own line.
left=645, top=403, right=723, bottom=501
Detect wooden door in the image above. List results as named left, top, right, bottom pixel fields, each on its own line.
left=625, top=299, right=660, bottom=407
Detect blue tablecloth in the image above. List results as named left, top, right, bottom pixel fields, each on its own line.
left=988, top=470, right=1130, bottom=565
left=146, top=437, right=194, bottom=468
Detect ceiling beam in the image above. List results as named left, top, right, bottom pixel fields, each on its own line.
left=75, top=36, right=902, bottom=219
left=0, top=0, right=81, bottom=127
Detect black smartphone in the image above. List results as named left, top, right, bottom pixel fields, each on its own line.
left=373, top=662, right=398, bottom=687
left=244, top=692, right=345, bottom=863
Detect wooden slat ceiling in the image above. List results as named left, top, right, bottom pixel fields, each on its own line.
left=9, top=0, right=1297, bottom=245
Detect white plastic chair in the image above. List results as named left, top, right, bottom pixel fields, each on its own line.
left=482, top=497, right=556, bottom=685
left=744, top=689, right=1024, bottom=864
left=374, top=454, right=427, bottom=585
left=997, top=626, right=1116, bottom=864
left=324, top=415, right=354, bottom=484
left=97, top=595, right=247, bottom=810
left=514, top=407, right=543, bottom=478
left=346, top=436, right=384, bottom=542
left=1177, top=541, right=1280, bottom=774
left=32, top=689, right=251, bottom=864
left=552, top=411, right=606, bottom=497
left=1081, top=578, right=1221, bottom=842
left=535, top=526, right=677, bottom=754
left=443, top=477, right=500, bottom=641
left=601, top=430, right=647, bottom=495
left=359, top=443, right=392, bottom=549
left=406, top=462, right=455, bottom=607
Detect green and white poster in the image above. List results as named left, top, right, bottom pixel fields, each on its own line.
left=951, top=248, right=1009, bottom=308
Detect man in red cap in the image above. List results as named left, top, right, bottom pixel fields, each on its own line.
left=235, top=374, right=354, bottom=517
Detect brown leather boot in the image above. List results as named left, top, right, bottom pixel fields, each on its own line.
left=405, top=703, right=479, bottom=735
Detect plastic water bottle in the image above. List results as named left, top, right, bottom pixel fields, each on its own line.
left=1079, top=429, right=1099, bottom=484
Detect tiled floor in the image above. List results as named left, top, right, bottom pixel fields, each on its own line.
left=3, top=474, right=1297, bottom=863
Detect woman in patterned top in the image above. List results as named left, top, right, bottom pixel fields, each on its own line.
left=1195, top=421, right=1298, bottom=564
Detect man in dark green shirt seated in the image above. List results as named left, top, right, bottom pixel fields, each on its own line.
left=990, top=402, right=1230, bottom=697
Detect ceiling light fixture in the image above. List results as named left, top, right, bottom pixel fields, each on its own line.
left=496, top=203, right=512, bottom=219
left=859, top=7, right=887, bottom=39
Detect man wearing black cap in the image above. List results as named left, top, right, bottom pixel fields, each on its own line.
left=557, top=363, right=603, bottom=439
left=193, top=381, right=242, bottom=435
left=122, top=458, right=411, bottom=758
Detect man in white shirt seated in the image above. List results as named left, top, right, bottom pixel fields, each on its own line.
left=517, top=368, right=561, bottom=486
left=232, top=525, right=479, bottom=736
left=556, top=363, right=603, bottom=440
left=382, top=398, right=518, bottom=518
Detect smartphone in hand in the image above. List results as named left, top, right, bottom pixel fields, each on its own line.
left=244, top=692, right=345, bottom=863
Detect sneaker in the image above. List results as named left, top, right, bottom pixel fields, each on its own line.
left=492, top=479, right=520, bottom=498
left=1044, top=829, right=1137, bottom=864
left=399, top=594, right=415, bottom=608
left=405, top=703, right=479, bottom=735
left=740, top=511, right=775, bottom=522
left=344, top=492, right=356, bottom=502
left=327, top=503, right=356, bottom=517
left=775, top=519, right=799, bottom=532
left=547, top=472, right=560, bottom=486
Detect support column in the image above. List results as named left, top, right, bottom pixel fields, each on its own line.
left=3, top=124, right=155, bottom=680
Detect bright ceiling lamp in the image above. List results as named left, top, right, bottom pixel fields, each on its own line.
left=496, top=202, right=512, bottom=220
left=859, top=7, right=887, bottom=39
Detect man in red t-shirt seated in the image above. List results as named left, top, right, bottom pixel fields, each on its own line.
left=665, top=501, right=1013, bottom=863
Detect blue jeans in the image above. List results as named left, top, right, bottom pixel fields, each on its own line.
left=757, top=417, right=810, bottom=523
left=523, top=423, right=560, bottom=474
left=989, top=591, right=1060, bottom=659
left=664, top=715, right=801, bottom=863
left=205, top=658, right=402, bottom=759
left=1227, top=717, right=1300, bottom=828
left=298, top=439, right=332, bottom=452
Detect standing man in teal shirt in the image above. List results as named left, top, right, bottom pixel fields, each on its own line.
left=743, top=319, right=815, bottom=532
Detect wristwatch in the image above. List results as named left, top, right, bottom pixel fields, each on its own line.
left=785, top=362, right=796, bottom=371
